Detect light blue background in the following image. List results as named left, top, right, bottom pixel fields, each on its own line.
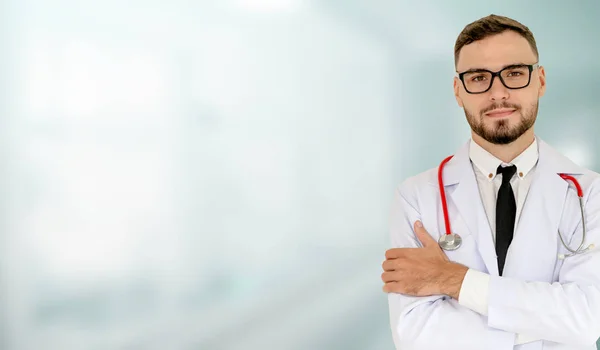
left=1, top=1, right=599, bottom=349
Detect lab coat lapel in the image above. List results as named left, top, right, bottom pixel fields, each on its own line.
left=443, top=142, right=499, bottom=275
left=503, top=139, right=582, bottom=277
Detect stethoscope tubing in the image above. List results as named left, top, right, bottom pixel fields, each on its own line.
left=437, top=155, right=590, bottom=257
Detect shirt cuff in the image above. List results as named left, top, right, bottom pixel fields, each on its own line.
left=457, top=269, right=490, bottom=316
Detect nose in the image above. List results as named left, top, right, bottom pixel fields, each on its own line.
left=489, top=76, right=509, bottom=101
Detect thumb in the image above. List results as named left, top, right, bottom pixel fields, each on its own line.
left=414, top=221, right=437, bottom=248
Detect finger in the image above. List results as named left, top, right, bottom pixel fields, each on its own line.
left=381, top=271, right=399, bottom=283
left=414, top=220, right=437, bottom=248
left=385, top=248, right=402, bottom=259
left=385, top=248, right=422, bottom=260
left=382, top=281, right=403, bottom=294
left=382, top=258, right=401, bottom=271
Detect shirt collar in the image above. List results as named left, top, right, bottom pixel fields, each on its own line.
left=469, top=138, right=539, bottom=181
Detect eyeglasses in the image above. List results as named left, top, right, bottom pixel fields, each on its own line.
left=457, top=63, right=539, bottom=94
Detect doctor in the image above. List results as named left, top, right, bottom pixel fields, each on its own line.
left=381, top=14, right=600, bottom=350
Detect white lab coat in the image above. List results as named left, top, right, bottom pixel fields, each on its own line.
left=388, top=138, right=600, bottom=350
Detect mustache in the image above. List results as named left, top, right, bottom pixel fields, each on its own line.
left=481, top=102, right=520, bottom=115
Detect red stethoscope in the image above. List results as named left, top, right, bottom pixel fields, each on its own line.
left=437, top=155, right=594, bottom=259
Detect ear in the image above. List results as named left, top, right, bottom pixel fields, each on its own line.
left=453, top=77, right=464, bottom=107
left=537, top=65, right=546, bottom=98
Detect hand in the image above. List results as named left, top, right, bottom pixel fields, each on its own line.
left=381, top=220, right=468, bottom=299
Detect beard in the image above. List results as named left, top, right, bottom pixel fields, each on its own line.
left=464, top=100, right=538, bottom=145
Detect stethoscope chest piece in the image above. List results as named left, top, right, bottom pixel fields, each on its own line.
left=438, top=233, right=462, bottom=251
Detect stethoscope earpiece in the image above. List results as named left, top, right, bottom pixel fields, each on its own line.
left=558, top=243, right=595, bottom=260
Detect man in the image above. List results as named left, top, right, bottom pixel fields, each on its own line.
left=381, top=14, right=600, bottom=350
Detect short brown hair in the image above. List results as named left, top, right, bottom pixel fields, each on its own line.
left=454, top=14, right=539, bottom=68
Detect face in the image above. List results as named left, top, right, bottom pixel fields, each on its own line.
left=453, top=30, right=546, bottom=145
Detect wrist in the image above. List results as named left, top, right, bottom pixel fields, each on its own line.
left=438, top=262, right=469, bottom=299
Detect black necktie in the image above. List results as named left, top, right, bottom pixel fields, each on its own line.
left=496, top=164, right=517, bottom=276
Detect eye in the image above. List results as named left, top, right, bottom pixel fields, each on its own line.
left=470, top=75, right=487, bottom=82
left=503, top=67, right=529, bottom=78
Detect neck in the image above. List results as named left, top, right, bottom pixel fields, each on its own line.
left=471, top=129, right=535, bottom=163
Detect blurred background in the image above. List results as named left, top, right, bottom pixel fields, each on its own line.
left=1, top=0, right=599, bottom=349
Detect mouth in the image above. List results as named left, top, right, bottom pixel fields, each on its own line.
left=485, top=108, right=516, bottom=118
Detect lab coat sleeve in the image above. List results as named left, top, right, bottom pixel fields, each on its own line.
left=459, top=269, right=541, bottom=344
left=387, top=184, right=516, bottom=350
left=486, top=179, right=600, bottom=347
left=458, top=268, right=490, bottom=316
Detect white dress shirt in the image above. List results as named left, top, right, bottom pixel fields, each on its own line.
left=458, top=138, right=539, bottom=344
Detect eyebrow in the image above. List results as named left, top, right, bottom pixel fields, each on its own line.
left=459, top=62, right=531, bottom=74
